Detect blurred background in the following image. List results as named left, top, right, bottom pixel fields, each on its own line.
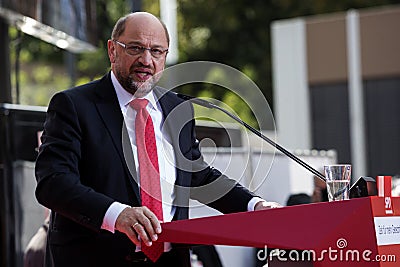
left=1, top=0, right=399, bottom=124
left=1, top=1, right=400, bottom=267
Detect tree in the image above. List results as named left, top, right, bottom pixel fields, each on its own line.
left=177, top=0, right=400, bottom=119
left=178, top=0, right=400, bottom=129
left=9, top=0, right=400, bottom=119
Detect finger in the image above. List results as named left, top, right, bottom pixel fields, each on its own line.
left=254, top=201, right=282, bottom=210
left=268, top=202, right=282, bottom=208
left=132, top=222, right=153, bottom=246
left=125, top=224, right=140, bottom=246
left=142, top=207, right=162, bottom=234
left=115, top=206, right=161, bottom=246
left=138, top=209, right=160, bottom=242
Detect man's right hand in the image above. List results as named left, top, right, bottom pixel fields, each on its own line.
left=115, top=207, right=162, bottom=247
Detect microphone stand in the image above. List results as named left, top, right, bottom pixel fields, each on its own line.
left=177, top=93, right=326, bottom=182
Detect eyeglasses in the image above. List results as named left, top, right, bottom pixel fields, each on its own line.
left=113, top=40, right=168, bottom=59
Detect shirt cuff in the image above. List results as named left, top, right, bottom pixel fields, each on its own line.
left=101, top=202, right=130, bottom=233
left=247, top=197, right=265, bottom=211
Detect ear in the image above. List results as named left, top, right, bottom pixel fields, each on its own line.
left=107, top=39, right=116, bottom=63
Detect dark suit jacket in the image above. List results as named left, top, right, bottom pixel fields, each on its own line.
left=35, top=73, right=255, bottom=267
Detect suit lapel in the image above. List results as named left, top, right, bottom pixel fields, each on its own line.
left=93, top=74, right=141, bottom=203
left=155, top=87, right=192, bottom=191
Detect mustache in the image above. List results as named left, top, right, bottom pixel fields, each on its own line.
left=130, top=62, right=154, bottom=73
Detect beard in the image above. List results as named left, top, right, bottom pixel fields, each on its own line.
left=115, top=64, right=162, bottom=98
left=116, top=70, right=155, bottom=98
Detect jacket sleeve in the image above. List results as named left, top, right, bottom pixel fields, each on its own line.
left=35, top=92, right=114, bottom=232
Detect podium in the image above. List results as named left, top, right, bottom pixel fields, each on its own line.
left=159, top=197, right=400, bottom=266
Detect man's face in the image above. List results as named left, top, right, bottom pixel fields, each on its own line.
left=108, top=15, right=168, bottom=97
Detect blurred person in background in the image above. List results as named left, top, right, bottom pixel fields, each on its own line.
left=312, top=175, right=328, bottom=203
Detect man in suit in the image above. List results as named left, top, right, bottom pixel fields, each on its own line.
left=35, top=12, right=279, bottom=267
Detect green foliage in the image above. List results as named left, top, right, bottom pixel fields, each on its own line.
left=8, top=0, right=400, bottom=121
left=194, top=90, right=260, bottom=129
left=143, top=0, right=160, bottom=15
left=77, top=43, right=110, bottom=79
left=177, top=0, right=400, bottom=128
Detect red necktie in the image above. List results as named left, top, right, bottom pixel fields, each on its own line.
left=130, top=98, right=164, bottom=262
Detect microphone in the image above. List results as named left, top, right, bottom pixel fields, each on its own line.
left=177, top=93, right=327, bottom=182
left=176, top=93, right=215, bottom=109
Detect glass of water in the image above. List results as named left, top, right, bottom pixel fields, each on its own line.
left=324, top=165, right=351, bottom=201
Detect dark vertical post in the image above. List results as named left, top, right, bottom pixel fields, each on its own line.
left=0, top=107, right=16, bottom=267
left=131, top=0, right=142, bottom=12
left=0, top=15, right=14, bottom=267
left=0, top=18, right=12, bottom=103
left=0, top=109, right=7, bottom=267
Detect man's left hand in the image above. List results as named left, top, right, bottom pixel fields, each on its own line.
left=254, top=201, right=281, bottom=211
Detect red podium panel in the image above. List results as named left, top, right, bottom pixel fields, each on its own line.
left=159, top=197, right=399, bottom=266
